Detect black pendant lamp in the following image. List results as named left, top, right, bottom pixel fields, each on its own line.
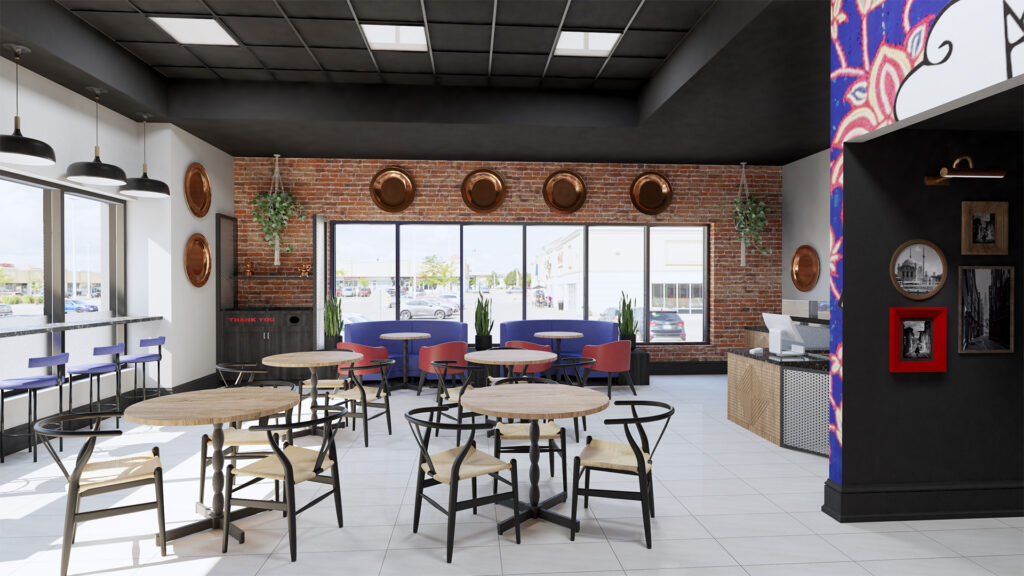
left=66, top=87, right=126, bottom=186
left=0, top=44, right=56, bottom=166
left=121, top=115, right=169, bottom=198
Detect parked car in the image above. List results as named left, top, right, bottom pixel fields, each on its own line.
left=0, top=304, right=12, bottom=317
left=649, top=310, right=686, bottom=340
left=438, top=294, right=461, bottom=310
left=342, top=312, right=371, bottom=324
left=426, top=298, right=458, bottom=316
left=400, top=299, right=449, bottom=320
left=598, top=307, right=619, bottom=323
left=65, top=299, right=98, bottom=313
left=356, top=286, right=371, bottom=297
left=340, top=286, right=355, bottom=297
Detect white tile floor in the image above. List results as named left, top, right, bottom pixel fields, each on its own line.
left=1, top=375, right=1021, bottom=576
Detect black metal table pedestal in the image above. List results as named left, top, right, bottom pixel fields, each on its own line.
left=495, top=419, right=579, bottom=533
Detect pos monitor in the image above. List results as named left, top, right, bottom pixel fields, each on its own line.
left=762, top=313, right=805, bottom=355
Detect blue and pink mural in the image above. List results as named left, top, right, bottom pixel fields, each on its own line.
left=828, top=0, right=1024, bottom=485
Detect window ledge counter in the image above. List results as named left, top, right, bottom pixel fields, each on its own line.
left=726, top=348, right=829, bottom=456
left=0, top=316, right=163, bottom=338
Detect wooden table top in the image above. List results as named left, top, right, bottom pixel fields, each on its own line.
left=379, top=332, right=431, bottom=340
left=262, top=350, right=362, bottom=368
left=460, top=384, right=609, bottom=420
left=465, top=349, right=557, bottom=366
left=534, top=331, right=584, bottom=339
left=124, top=388, right=299, bottom=427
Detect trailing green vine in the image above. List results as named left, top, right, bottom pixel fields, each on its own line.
left=252, top=187, right=306, bottom=253
left=733, top=195, right=771, bottom=255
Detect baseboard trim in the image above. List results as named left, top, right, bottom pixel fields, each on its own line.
left=822, top=479, right=1024, bottom=522
left=651, top=361, right=726, bottom=375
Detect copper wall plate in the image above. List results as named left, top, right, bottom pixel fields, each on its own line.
left=543, top=170, right=587, bottom=213
left=461, top=169, right=506, bottom=213
left=370, top=167, right=416, bottom=213
left=184, top=233, right=212, bottom=287
left=184, top=162, right=212, bottom=218
left=630, top=172, right=673, bottom=215
left=790, top=245, right=820, bottom=292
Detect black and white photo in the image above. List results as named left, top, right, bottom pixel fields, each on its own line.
left=890, top=239, right=946, bottom=300
left=972, top=212, right=995, bottom=244
left=901, top=319, right=933, bottom=360
left=960, top=266, right=1015, bottom=353
left=962, top=201, right=1008, bottom=255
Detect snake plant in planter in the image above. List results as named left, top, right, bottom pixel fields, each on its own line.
left=474, top=294, right=494, bottom=350
left=618, top=291, right=638, bottom=348
left=733, top=194, right=771, bottom=256
left=253, top=154, right=306, bottom=266
left=323, top=295, right=343, bottom=350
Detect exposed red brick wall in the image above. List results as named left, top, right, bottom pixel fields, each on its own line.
left=234, top=158, right=782, bottom=363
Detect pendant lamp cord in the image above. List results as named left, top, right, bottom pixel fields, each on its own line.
left=142, top=120, right=147, bottom=163
left=95, top=97, right=99, bottom=149
left=13, top=54, right=18, bottom=117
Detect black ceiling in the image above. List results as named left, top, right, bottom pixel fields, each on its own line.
left=0, top=0, right=830, bottom=165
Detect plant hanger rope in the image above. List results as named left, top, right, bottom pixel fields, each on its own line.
left=733, top=162, right=770, bottom=264
left=737, top=162, right=749, bottom=266
left=252, top=154, right=306, bottom=266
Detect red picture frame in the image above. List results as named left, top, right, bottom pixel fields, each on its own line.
left=890, top=307, right=947, bottom=373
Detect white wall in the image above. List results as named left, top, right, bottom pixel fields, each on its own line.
left=782, top=149, right=829, bottom=302
left=0, top=60, right=232, bottom=429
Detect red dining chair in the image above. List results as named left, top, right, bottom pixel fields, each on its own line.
left=417, top=341, right=468, bottom=396
left=504, top=340, right=554, bottom=376
left=324, top=343, right=394, bottom=446
left=581, top=340, right=636, bottom=398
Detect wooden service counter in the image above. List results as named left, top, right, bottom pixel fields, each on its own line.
left=727, top=348, right=829, bottom=455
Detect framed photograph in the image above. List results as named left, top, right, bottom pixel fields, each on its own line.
left=961, top=201, right=1008, bottom=255
left=890, top=239, right=947, bottom=300
left=890, top=307, right=947, bottom=372
left=959, top=266, right=1015, bottom=353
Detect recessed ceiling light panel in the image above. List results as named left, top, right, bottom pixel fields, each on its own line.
left=554, top=31, right=621, bottom=57
left=361, top=24, right=427, bottom=52
left=150, top=17, right=238, bottom=46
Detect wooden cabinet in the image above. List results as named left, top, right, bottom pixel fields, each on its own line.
left=217, top=309, right=314, bottom=381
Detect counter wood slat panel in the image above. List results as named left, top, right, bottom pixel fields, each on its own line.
left=727, top=351, right=781, bottom=445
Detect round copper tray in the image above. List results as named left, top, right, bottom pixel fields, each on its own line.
left=543, top=170, right=587, bottom=213
left=461, top=169, right=506, bottom=213
left=630, top=172, right=672, bottom=215
left=370, top=167, right=416, bottom=213
left=790, top=245, right=820, bottom=292
left=184, top=233, right=212, bottom=288
left=184, top=162, right=211, bottom=218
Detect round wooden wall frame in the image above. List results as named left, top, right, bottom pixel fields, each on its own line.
left=630, top=172, right=673, bottom=215
left=889, top=238, right=947, bottom=301
left=543, top=170, right=587, bottom=213
left=461, top=169, right=506, bottom=213
left=184, top=162, right=212, bottom=218
left=370, top=167, right=416, bottom=213
left=184, top=233, right=212, bottom=288
left=790, top=245, right=820, bottom=292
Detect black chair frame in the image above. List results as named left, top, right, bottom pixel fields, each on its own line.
left=1, top=366, right=67, bottom=463
left=35, top=412, right=166, bottom=576
left=223, top=409, right=347, bottom=562
left=430, top=360, right=488, bottom=444
left=406, top=405, right=521, bottom=563
left=548, top=357, right=596, bottom=441
left=570, top=400, right=674, bottom=548
left=320, top=359, right=394, bottom=447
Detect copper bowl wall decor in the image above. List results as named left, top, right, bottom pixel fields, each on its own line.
left=184, top=162, right=212, bottom=218
left=630, top=172, right=673, bottom=215
left=790, top=245, right=820, bottom=292
left=542, top=170, right=587, bottom=213
left=461, top=169, right=506, bottom=213
left=370, top=167, right=416, bottom=213
left=184, top=233, right=212, bottom=287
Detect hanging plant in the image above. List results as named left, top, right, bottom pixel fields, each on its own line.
left=733, top=194, right=771, bottom=255
left=252, top=154, right=306, bottom=265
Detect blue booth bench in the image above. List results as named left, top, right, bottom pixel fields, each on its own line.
left=343, top=320, right=468, bottom=381
left=499, top=319, right=619, bottom=377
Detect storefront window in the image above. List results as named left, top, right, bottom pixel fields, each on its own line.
left=464, top=225, right=522, bottom=340
left=334, top=223, right=396, bottom=322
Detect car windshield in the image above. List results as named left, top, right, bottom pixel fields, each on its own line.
left=651, top=311, right=681, bottom=322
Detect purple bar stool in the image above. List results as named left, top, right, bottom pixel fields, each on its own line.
left=121, top=337, right=166, bottom=401
left=0, top=353, right=69, bottom=463
left=67, top=343, right=124, bottom=426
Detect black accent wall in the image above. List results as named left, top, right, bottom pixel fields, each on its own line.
left=827, top=129, right=1024, bottom=521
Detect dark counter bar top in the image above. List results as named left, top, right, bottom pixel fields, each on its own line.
left=727, top=348, right=828, bottom=371
left=0, top=316, right=163, bottom=338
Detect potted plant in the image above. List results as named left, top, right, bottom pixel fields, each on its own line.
left=252, top=155, right=306, bottom=266
left=474, top=293, right=494, bottom=351
left=733, top=194, right=771, bottom=256
left=324, top=294, right=343, bottom=350
left=618, top=291, right=638, bottom=348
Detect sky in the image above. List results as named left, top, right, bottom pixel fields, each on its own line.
left=0, top=180, right=105, bottom=272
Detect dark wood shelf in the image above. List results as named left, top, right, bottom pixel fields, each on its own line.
left=231, top=275, right=313, bottom=280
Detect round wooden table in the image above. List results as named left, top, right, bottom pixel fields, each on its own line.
left=263, top=350, right=362, bottom=420
left=124, top=388, right=299, bottom=544
left=460, top=383, right=608, bottom=532
left=380, top=332, right=430, bottom=388
left=534, top=331, right=583, bottom=359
